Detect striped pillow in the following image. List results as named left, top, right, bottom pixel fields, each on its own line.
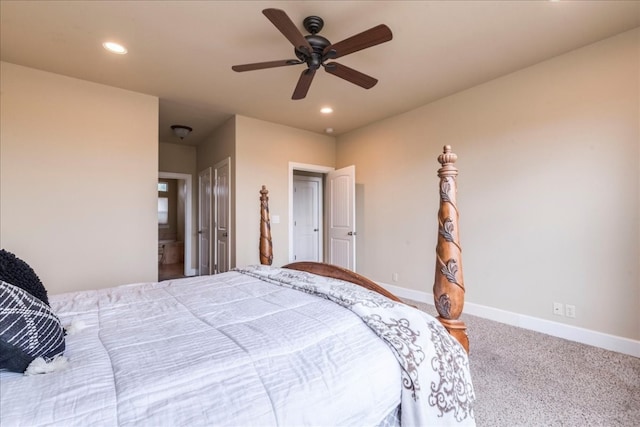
left=0, top=281, right=65, bottom=373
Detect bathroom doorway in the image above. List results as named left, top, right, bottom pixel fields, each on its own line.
left=158, top=172, right=194, bottom=280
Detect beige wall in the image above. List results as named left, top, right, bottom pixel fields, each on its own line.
left=159, top=142, right=196, bottom=174
left=235, top=115, right=336, bottom=267
left=0, top=62, right=159, bottom=294
left=337, top=29, right=640, bottom=340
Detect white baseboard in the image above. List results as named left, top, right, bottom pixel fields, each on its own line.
left=379, top=282, right=640, bottom=359
left=383, top=282, right=430, bottom=303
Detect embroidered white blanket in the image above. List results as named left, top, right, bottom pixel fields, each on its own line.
left=237, top=265, right=476, bottom=426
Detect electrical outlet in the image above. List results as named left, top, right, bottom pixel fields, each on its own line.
left=553, top=302, right=564, bottom=316
left=392, top=273, right=399, bottom=282
left=565, top=305, right=576, bottom=318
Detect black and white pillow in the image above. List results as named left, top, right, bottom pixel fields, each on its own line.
left=0, top=281, right=65, bottom=373
left=0, top=249, right=49, bottom=306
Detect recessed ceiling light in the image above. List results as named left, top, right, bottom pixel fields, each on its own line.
left=102, top=41, right=127, bottom=54
left=325, top=127, right=334, bottom=134
left=320, top=107, right=333, bottom=114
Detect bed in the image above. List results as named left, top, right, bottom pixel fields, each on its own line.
left=0, top=146, right=474, bottom=426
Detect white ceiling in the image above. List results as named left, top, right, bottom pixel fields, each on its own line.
left=1, top=1, right=638, bottom=145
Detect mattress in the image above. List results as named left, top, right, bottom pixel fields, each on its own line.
left=0, top=266, right=475, bottom=426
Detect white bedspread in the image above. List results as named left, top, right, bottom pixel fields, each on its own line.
left=0, top=267, right=475, bottom=426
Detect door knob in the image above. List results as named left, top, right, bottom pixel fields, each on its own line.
left=347, top=231, right=357, bottom=236
left=313, top=228, right=319, bottom=232
left=222, top=232, right=228, bottom=237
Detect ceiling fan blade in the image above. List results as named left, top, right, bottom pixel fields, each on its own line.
left=324, top=62, right=378, bottom=89
left=292, top=69, right=316, bottom=100
left=323, top=24, right=392, bottom=59
left=263, top=8, right=312, bottom=54
left=232, top=59, right=301, bottom=72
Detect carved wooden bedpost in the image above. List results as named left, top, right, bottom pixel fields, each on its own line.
left=259, top=185, right=273, bottom=265
left=433, top=145, right=469, bottom=353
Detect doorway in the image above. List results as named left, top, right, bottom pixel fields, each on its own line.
left=158, top=172, right=194, bottom=280
left=288, top=162, right=356, bottom=270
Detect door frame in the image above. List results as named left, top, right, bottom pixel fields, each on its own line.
left=158, top=171, right=195, bottom=276
left=288, top=162, right=334, bottom=263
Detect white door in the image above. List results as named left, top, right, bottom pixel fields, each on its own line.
left=293, top=175, right=322, bottom=262
left=198, top=168, right=212, bottom=275
left=327, top=165, right=356, bottom=270
left=214, top=158, right=231, bottom=273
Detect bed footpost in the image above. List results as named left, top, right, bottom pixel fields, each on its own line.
left=259, top=185, right=273, bottom=265
left=433, top=146, right=469, bottom=353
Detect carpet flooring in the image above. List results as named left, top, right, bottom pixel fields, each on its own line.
left=406, top=300, right=640, bottom=426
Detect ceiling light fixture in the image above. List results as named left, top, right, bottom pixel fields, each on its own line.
left=320, top=107, right=333, bottom=114
left=102, top=41, right=128, bottom=54
left=171, top=125, right=193, bottom=140
left=325, top=127, right=334, bottom=134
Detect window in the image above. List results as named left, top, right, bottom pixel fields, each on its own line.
left=158, top=197, right=169, bottom=225
left=158, top=182, right=168, bottom=192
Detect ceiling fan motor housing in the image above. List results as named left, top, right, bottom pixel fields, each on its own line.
left=295, top=34, right=331, bottom=69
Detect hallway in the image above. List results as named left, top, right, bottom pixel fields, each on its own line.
left=158, top=262, right=185, bottom=281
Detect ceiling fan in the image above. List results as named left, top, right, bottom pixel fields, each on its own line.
left=231, top=8, right=392, bottom=100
